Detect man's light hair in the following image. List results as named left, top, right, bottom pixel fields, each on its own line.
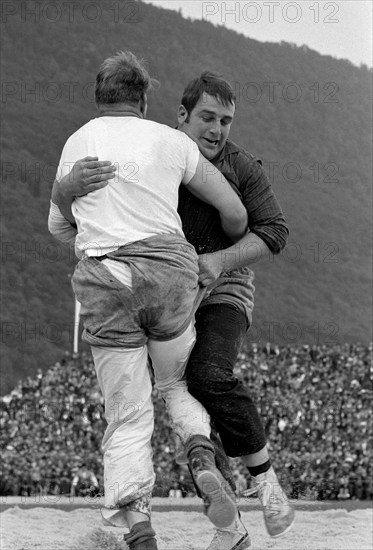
left=95, top=50, right=155, bottom=106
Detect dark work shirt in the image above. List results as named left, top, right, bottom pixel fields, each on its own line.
left=178, top=139, right=289, bottom=255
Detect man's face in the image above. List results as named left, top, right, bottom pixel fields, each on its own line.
left=177, top=92, right=235, bottom=160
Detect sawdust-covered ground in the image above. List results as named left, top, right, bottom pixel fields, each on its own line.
left=1, top=500, right=372, bottom=550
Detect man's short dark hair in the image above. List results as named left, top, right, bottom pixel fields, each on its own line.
left=181, top=71, right=236, bottom=116
left=95, top=50, right=154, bottom=106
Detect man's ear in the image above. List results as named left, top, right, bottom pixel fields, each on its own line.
left=177, top=104, right=188, bottom=125
left=140, top=94, right=148, bottom=117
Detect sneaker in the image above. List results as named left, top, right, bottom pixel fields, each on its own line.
left=246, top=467, right=295, bottom=538
left=206, top=515, right=251, bottom=550
left=187, top=436, right=237, bottom=528
left=196, top=469, right=237, bottom=528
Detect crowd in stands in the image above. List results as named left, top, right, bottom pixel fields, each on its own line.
left=1, top=343, right=372, bottom=501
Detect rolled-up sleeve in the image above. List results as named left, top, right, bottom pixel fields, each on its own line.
left=235, top=156, right=289, bottom=254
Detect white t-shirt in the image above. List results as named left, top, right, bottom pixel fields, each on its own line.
left=56, top=116, right=199, bottom=256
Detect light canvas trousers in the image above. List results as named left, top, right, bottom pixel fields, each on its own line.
left=92, top=323, right=209, bottom=516
left=71, top=236, right=211, bottom=523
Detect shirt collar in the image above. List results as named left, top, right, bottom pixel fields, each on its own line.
left=98, top=105, right=143, bottom=119
left=212, top=139, right=242, bottom=163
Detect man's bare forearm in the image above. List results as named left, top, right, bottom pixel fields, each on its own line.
left=197, top=231, right=271, bottom=286
left=48, top=201, right=77, bottom=248
left=51, top=178, right=75, bottom=223
left=214, top=232, right=270, bottom=272
left=221, top=231, right=269, bottom=271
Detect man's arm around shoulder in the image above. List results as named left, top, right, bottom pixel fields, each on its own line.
left=52, top=157, right=116, bottom=222
left=198, top=151, right=289, bottom=286
left=233, top=151, right=289, bottom=253
left=186, top=153, right=248, bottom=242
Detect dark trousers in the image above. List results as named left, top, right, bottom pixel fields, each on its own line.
left=186, top=303, right=267, bottom=458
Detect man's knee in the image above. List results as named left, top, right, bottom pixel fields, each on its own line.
left=185, top=302, right=247, bottom=399
left=186, top=361, right=238, bottom=398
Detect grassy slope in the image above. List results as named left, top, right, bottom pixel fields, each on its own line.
left=0, top=0, right=372, bottom=393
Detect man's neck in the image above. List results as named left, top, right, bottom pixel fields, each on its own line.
left=98, top=102, right=144, bottom=119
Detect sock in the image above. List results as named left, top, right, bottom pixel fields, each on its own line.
left=123, top=521, right=156, bottom=547
left=185, top=434, right=215, bottom=456
left=248, top=460, right=271, bottom=477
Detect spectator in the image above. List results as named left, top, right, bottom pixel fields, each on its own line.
left=168, top=481, right=183, bottom=499
left=0, top=343, right=372, bottom=501
left=70, top=463, right=99, bottom=497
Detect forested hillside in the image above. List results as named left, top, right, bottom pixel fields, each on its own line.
left=1, top=0, right=372, bottom=394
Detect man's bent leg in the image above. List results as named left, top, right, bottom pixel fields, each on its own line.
left=148, top=323, right=237, bottom=528
left=148, top=322, right=209, bottom=441
left=91, top=346, right=155, bottom=530
left=186, top=303, right=294, bottom=538
left=186, top=303, right=266, bottom=457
